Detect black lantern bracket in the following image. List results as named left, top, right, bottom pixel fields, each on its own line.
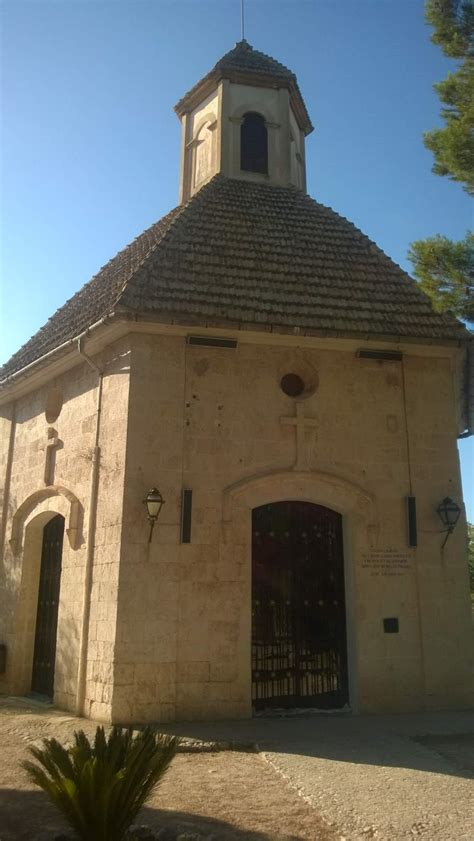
left=436, top=496, right=462, bottom=549
left=144, top=487, right=165, bottom=543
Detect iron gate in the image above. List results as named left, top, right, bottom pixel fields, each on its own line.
left=252, top=501, right=348, bottom=710
left=31, top=514, right=65, bottom=697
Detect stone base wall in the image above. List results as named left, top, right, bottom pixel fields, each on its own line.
left=0, top=339, right=131, bottom=718
left=1, top=330, right=472, bottom=723
left=109, top=332, right=473, bottom=723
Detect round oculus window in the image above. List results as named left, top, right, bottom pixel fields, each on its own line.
left=280, top=373, right=305, bottom=397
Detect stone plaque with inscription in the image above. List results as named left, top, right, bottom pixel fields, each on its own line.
left=361, top=549, right=411, bottom=578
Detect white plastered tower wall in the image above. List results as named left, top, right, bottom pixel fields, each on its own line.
left=178, top=79, right=307, bottom=203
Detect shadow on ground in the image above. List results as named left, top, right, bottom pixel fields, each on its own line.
left=413, top=733, right=474, bottom=774
left=2, top=697, right=474, bottom=784
left=0, top=788, right=281, bottom=841
left=154, top=710, right=474, bottom=781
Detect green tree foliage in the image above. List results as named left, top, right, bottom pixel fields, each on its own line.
left=408, top=4, right=473, bottom=318
left=21, top=725, right=179, bottom=841
left=423, top=1, right=474, bottom=193
left=408, top=231, right=474, bottom=319
left=426, top=0, right=473, bottom=58
left=468, top=522, right=474, bottom=591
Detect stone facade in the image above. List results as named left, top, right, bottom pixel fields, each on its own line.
left=1, top=328, right=472, bottom=722
left=0, top=338, right=131, bottom=720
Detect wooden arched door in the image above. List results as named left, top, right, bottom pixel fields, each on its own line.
left=31, top=514, right=65, bottom=697
left=252, top=501, right=348, bottom=711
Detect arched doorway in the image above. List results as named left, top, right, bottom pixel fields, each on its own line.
left=252, top=501, right=348, bottom=711
left=31, top=514, right=65, bottom=697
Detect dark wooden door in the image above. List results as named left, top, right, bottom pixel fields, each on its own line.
left=31, top=515, right=65, bottom=697
left=252, top=501, right=348, bottom=710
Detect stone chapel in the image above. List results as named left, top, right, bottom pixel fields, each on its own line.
left=1, top=41, right=473, bottom=723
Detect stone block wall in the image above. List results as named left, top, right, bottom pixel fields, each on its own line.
left=1, top=329, right=471, bottom=723
left=111, top=332, right=472, bottom=723
left=0, top=338, right=131, bottom=718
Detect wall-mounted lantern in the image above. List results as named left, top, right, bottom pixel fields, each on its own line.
left=144, top=487, right=165, bottom=543
left=436, top=497, right=461, bottom=548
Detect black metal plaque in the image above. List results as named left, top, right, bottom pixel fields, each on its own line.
left=252, top=501, right=349, bottom=711
left=181, top=489, right=193, bottom=544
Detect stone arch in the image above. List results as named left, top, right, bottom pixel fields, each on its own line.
left=193, top=110, right=217, bottom=138
left=223, top=468, right=378, bottom=540
left=230, top=102, right=279, bottom=183
left=222, top=468, right=378, bottom=714
left=8, top=489, right=84, bottom=698
left=10, top=485, right=83, bottom=555
left=231, top=101, right=278, bottom=127
left=10, top=508, right=66, bottom=696
left=190, top=110, right=218, bottom=189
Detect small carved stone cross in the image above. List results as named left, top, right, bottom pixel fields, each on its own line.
left=44, top=426, right=62, bottom=486
left=280, top=401, right=317, bottom=471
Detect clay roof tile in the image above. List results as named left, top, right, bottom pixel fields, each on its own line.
left=1, top=175, right=468, bottom=381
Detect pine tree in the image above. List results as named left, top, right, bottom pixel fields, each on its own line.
left=408, top=232, right=474, bottom=320
left=408, top=2, right=473, bottom=321
left=423, top=0, right=474, bottom=194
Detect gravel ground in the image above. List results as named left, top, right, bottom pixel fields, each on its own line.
left=0, top=697, right=336, bottom=841
left=1, top=698, right=473, bottom=841
left=156, top=709, right=474, bottom=841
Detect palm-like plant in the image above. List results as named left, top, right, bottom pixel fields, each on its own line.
left=21, top=725, right=179, bottom=841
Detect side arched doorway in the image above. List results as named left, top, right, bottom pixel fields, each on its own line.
left=252, top=501, right=348, bottom=711
left=31, top=514, right=65, bottom=697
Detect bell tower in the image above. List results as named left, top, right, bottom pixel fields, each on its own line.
left=174, top=40, right=313, bottom=204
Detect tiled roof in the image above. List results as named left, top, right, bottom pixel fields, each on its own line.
left=213, top=39, right=295, bottom=81
left=1, top=175, right=468, bottom=380
left=174, top=41, right=313, bottom=134
left=0, top=207, right=181, bottom=379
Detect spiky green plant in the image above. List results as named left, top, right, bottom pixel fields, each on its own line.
left=21, top=725, right=179, bottom=841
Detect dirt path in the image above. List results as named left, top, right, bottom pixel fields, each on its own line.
left=155, top=710, right=474, bottom=841
left=0, top=698, right=337, bottom=841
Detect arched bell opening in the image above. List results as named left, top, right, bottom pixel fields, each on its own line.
left=251, top=500, right=349, bottom=711
left=240, top=112, right=268, bottom=174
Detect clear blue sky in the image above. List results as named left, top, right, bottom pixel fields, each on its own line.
left=1, top=0, right=472, bottom=515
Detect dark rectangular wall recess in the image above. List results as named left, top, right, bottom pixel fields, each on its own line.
left=383, top=618, right=399, bottom=634
left=406, top=495, right=417, bottom=547
left=187, top=335, right=237, bottom=349
left=357, top=349, right=403, bottom=361
left=181, top=489, right=193, bottom=544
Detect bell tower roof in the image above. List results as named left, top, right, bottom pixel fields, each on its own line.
left=175, top=40, right=313, bottom=136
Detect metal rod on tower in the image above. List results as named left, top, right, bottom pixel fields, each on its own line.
left=241, top=0, right=245, bottom=40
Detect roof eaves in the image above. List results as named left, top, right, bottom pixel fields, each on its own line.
left=0, top=311, right=119, bottom=388
left=118, top=308, right=467, bottom=348
left=175, top=68, right=313, bottom=135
